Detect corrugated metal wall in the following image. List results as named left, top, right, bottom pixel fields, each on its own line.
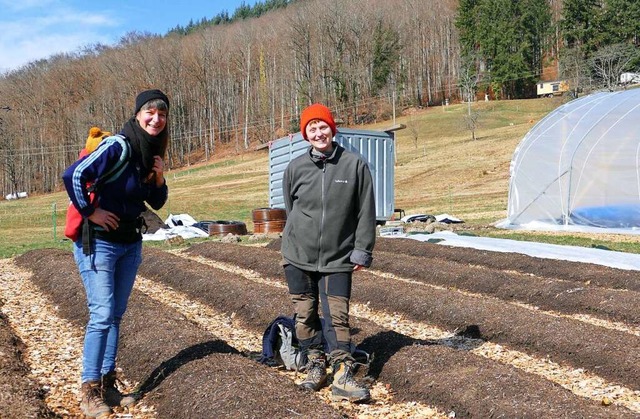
left=268, top=128, right=395, bottom=221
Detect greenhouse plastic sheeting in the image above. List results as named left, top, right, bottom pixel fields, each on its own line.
left=497, top=88, right=640, bottom=234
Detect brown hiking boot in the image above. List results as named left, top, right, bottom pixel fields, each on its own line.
left=299, top=354, right=327, bottom=391
left=80, top=380, right=110, bottom=418
left=331, top=361, right=370, bottom=403
left=102, top=370, right=137, bottom=408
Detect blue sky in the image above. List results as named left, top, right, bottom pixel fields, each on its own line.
left=0, top=0, right=256, bottom=72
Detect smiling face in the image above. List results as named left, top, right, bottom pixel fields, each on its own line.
left=305, top=119, right=334, bottom=153
left=136, top=105, right=168, bottom=136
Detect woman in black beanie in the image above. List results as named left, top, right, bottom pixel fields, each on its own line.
left=62, top=89, right=170, bottom=417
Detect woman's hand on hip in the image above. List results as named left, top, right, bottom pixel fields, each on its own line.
left=88, top=208, right=120, bottom=231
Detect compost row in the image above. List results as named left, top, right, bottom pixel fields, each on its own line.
left=15, top=247, right=632, bottom=417
left=13, top=249, right=342, bottom=419
left=371, top=250, right=640, bottom=327
left=142, top=248, right=634, bottom=418
left=372, top=237, right=640, bottom=292
left=187, top=241, right=640, bottom=390
left=0, top=310, right=55, bottom=418
left=180, top=243, right=636, bottom=416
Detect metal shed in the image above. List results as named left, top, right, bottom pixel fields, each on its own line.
left=268, top=128, right=397, bottom=222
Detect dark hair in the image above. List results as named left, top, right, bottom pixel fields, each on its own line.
left=140, top=98, right=169, bottom=112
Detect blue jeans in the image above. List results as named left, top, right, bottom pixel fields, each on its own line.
left=73, top=238, right=142, bottom=383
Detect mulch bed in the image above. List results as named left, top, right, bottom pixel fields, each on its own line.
left=180, top=243, right=633, bottom=416
left=189, top=241, right=640, bottom=389
left=12, top=249, right=342, bottom=419
left=369, top=249, right=640, bottom=327
left=372, top=237, right=640, bottom=292
left=2, top=240, right=638, bottom=417
left=0, top=311, right=56, bottom=418
left=255, top=239, right=640, bottom=327
left=382, top=344, right=624, bottom=418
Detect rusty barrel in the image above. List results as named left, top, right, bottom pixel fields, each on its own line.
left=252, top=208, right=287, bottom=234
left=206, top=220, right=248, bottom=236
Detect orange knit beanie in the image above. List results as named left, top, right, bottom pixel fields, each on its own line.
left=299, top=103, right=337, bottom=140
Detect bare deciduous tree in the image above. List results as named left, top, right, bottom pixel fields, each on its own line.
left=0, top=0, right=509, bottom=196
left=590, top=43, right=640, bottom=91
left=459, top=59, right=481, bottom=141
left=559, top=46, right=592, bottom=97
left=0, top=106, right=25, bottom=198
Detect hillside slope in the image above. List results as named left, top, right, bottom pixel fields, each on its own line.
left=0, top=96, right=599, bottom=257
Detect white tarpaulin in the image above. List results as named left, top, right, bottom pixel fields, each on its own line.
left=401, top=231, right=640, bottom=271
left=142, top=213, right=209, bottom=241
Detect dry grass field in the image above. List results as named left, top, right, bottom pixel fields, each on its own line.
left=2, top=96, right=638, bottom=257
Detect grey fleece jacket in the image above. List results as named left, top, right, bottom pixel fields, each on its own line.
left=281, top=142, right=376, bottom=272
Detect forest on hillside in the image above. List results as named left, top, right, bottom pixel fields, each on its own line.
left=0, top=0, right=638, bottom=197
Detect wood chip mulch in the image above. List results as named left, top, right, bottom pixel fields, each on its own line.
left=2, top=237, right=640, bottom=418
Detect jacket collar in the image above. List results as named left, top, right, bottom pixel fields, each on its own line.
left=308, top=141, right=340, bottom=163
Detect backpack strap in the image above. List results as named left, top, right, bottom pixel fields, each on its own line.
left=81, top=217, right=93, bottom=256
left=83, top=134, right=130, bottom=255
left=87, top=134, right=130, bottom=193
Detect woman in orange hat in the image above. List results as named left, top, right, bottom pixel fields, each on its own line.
left=281, top=103, right=376, bottom=403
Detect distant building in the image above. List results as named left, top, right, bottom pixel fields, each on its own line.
left=536, top=80, right=569, bottom=97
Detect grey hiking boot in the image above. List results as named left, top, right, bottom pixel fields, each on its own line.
left=102, top=370, right=137, bottom=408
left=80, top=380, right=111, bottom=418
left=299, top=355, right=327, bottom=391
left=331, top=361, right=371, bottom=403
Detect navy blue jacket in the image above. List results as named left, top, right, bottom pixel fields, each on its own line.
left=62, top=135, right=168, bottom=224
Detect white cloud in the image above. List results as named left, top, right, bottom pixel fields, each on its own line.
left=0, top=3, right=119, bottom=72
left=0, top=0, right=57, bottom=12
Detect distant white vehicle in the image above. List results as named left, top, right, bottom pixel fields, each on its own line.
left=620, top=72, right=640, bottom=85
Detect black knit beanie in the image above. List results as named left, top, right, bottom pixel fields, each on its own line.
left=134, top=89, right=169, bottom=115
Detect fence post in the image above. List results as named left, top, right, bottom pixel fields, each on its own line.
left=52, top=202, right=57, bottom=241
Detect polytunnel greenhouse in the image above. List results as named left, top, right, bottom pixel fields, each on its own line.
left=497, top=88, right=640, bottom=234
